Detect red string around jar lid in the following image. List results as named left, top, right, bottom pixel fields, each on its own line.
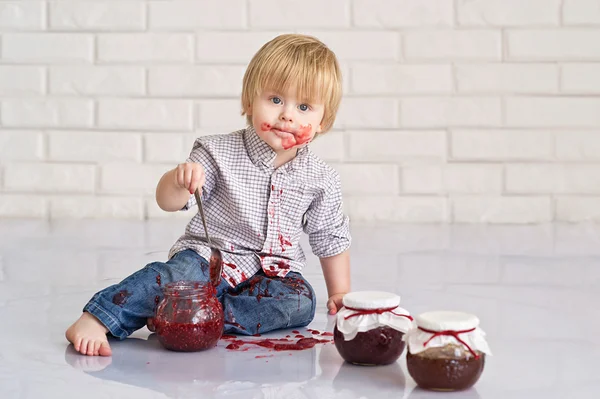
left=344, top=306, right=414, bottom=321
left=419, top=326, right=480, bottom=359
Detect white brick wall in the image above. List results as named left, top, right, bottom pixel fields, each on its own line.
left=1, top=0, right=600, bottom=224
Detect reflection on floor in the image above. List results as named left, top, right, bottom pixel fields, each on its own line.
left=1, top=220, right=599, bottom=398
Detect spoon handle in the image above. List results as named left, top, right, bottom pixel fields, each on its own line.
left=194, top=188, right=213, bottom=247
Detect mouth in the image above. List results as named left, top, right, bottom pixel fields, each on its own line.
left=271, top=127, right=296, bottom=138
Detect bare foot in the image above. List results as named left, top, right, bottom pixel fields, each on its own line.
left=66, top=312, right=112, bottom=356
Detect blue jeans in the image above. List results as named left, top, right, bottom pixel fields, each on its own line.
left=84, top=249, right=317, bottom=339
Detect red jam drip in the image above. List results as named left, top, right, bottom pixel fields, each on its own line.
left=344, top=306, right=414, bottom=321
left=419, top=327, right=480, bottom=359
left=209, top=255, right=223, bottom=287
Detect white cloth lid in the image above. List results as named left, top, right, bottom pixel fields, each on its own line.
left=342, top=291, right=400, bottom=310
left=405, top=310, right=492, bottom=356
left=337, top=291, right=412, bottom=340
left=415, top=311, right=479, bottom=331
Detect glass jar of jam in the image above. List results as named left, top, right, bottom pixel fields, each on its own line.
left=334, top=291, right=413, bottom=366
left=404, top=311, right=492, bottom=391
left=154, top=281, right=224, bottom=352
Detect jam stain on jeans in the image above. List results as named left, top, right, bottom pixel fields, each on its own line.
left=112, top=290, right=131, bottom=306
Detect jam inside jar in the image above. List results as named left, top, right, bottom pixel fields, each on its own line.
left=154, top=281, right=224, bottom=352
left=407, top=344, right=485, bottom=391
left=334, top=325, right=405, bottom=365
left=333, top=291, right=413, bottom=366
left=404, top=311, right=492, bottom=391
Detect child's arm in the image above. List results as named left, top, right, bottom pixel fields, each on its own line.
left=320, top=250, right=351, bottom=315
left=156, top=163, right=205, bottom=212
left=304, top=170, right=352, bottom=314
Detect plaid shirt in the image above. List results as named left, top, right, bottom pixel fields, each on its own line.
left=168, top=126, right=351, bottom=287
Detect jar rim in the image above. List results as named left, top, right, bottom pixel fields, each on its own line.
left=162, top=280, right=212, bottom=297
left=342, top=291, right=401, bottom=310
left=415, top=311, right=479, bottom=331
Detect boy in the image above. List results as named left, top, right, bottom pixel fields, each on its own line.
left=66, top=34, right=351, bottom=356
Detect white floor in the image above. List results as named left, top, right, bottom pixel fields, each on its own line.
left=1, top=220, right=599, bottom=399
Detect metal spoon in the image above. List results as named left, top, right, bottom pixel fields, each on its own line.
left=194, top=188, right=223, bottom=287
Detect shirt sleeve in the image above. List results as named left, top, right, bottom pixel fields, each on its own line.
left=302, top=171, right=351, bottom=258
left=181, top=137, right=219, bottom=211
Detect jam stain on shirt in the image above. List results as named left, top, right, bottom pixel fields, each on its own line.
left=112, top=290, right=131, bottom=307
left=278, top=234, right=292, bottom=252
left=271, top=187, right=292, bottom=254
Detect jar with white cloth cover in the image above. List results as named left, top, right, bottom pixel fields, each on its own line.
left=333, top=291, right=413, bottom=365
left=404, top=311, right=492, bottom=391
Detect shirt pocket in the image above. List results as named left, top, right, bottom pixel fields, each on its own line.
left=279, top=181, right=308, bottom=226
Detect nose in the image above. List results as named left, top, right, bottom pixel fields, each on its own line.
left=279, top=106, right=294, bottom=123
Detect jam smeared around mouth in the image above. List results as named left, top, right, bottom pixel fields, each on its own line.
left=260, top=122, right=313, bottom=150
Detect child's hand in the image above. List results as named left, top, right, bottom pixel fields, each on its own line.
left=174, top=162, right=206, bottom=194
left=327, top=293, right=346, bottom=315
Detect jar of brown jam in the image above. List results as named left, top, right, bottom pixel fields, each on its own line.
left=405, top=311, right=492, bottom=391
left=154, top=281, right=224, bottom=352
left=334, top=291, right=413, bottom=366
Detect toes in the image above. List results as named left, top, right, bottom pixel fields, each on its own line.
left=92, top=341, right=100, bottom=356
left=99, top=342, right=112, bottom=357
left=86, top=342, right=95, bottom=356
left=74, top=337, right=82, bottom=352
left=79, top=339, right=89, bottom=355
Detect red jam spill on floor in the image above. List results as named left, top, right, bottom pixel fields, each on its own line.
left=305, top=329, right=334, bottom=337
left=223, top=336, right=331, bottom=352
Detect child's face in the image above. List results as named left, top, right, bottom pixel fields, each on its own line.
left=248, top=86, right=325, bottom=153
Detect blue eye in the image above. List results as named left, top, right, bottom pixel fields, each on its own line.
left=299, top=104, right=309, bottom=111
left=271, top=97, right=282, bottom=105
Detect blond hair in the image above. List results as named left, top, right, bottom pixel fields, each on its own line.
left=241, top=34, right=342, bottom=133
